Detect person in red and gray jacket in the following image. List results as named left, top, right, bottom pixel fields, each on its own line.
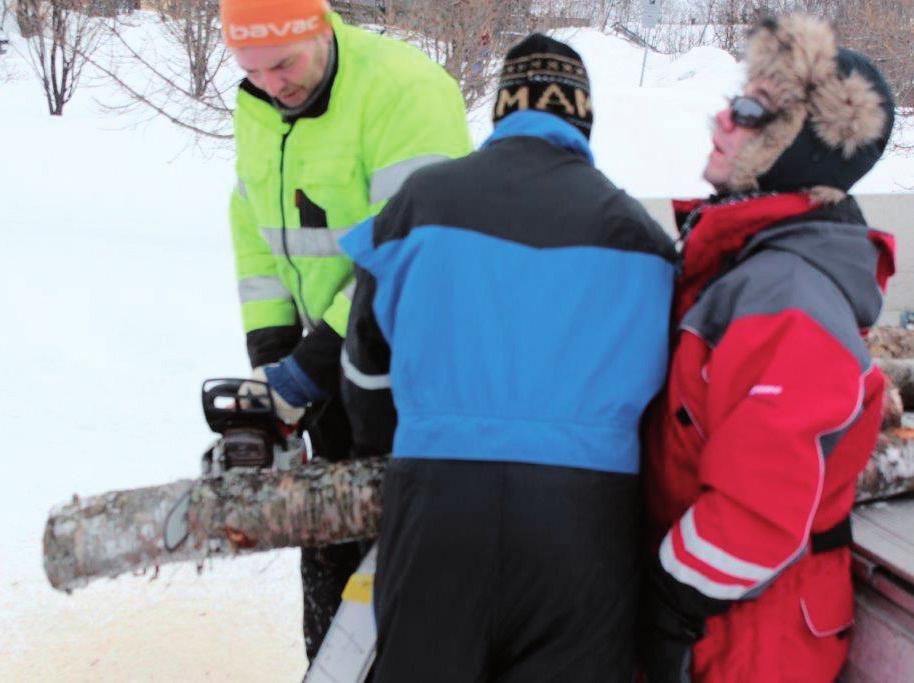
left=640, top=14, right=897, bottom=682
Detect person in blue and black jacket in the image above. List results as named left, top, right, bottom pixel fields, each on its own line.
left=338, top=34, right=676, bottom=682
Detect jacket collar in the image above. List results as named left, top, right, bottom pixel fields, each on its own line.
left=483, top=111, right=594, bottom=165
left=673, top=192, right=818, bottom=321
left=672, top=192, right=896, bottom=326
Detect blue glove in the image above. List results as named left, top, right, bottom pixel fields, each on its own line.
left=263, top=356, right=327, bottom=408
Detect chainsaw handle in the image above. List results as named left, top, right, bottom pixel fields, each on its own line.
left=201, top=378, right=279, bottom=438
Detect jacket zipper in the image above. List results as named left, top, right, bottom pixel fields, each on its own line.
left=676, top=399, right=706, bottom=441
left=279, top=127, right=315, bottom=331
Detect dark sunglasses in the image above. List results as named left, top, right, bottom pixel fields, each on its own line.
left=729, top=96, right=777, bottom=129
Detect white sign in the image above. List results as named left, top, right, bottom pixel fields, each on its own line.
left=642, top=0, right=662, bottom=29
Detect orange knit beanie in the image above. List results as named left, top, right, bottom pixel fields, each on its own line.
left=221, top=0, right=331, bottom=48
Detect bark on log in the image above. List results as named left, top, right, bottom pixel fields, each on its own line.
left=44, top=458, right=386, bottom=593
left=882, top=381, right=904, bottom=430
left=856, top=427, right=914, bottom=503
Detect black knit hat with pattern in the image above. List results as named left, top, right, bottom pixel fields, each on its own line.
left=492, top=33, right=593, bottom=139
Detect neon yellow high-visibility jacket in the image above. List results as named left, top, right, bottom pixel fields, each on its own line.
left=231, top=12, right=471, bottom=391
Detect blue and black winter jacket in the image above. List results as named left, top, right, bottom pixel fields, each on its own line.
left=339, top=111, right=676, bottom=474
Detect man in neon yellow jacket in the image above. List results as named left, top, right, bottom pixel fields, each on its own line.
left=220, top=0, right=471, bottom=659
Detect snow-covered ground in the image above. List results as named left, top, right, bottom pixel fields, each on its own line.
left=2, top=16, right=912, bottom=682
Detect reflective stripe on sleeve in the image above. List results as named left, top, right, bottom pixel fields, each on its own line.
left=341, top=280, right=356, bottom=299
left=237, top=179, right=247, bottom=199
left=260, top=226, right=352, bottom=257
left=238, top=275, right=289, bottom=303
left=369, top=155, right=450, bottom=204
left=679, top=508, right=773, bottom=582
left=659, top=533, right=749, bottom=601
left=341, top=348, right=391, bottom=390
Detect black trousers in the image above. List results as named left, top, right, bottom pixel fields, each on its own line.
left=299, top=397, right=367, bottom=662
left=373, top=458, right=640, bottom=683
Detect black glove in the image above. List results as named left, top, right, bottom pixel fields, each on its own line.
left=640, top=590, right=703, bottom=683
left=639, top=561, right=718, bottom=683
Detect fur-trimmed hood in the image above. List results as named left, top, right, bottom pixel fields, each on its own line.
left=728, top=14, right=894, bottom=201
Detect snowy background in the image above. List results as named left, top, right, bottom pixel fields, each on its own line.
left=2, top=14, right=913, bottom=681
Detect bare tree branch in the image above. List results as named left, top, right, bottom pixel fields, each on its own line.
left=81, top=44, right=232, bottom=138
left=84, top=2, right=235, bottom=140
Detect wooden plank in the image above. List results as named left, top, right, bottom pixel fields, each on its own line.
left=844, top=581, right=914, bottom=682
left=852, top=498, right=914, bottom=586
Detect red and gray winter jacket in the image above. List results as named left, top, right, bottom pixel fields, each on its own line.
left=644, top=192, right=895, bottom=680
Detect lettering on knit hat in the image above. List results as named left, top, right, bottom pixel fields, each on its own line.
left=494, top=84, right=591, bottom=120
left=495, top=88, right=530, bottom=118
left=228, top=17, right=320, bottom=42
left=220, top=0, right=330, bottom=48
left=535, top=84, right=576, bottom=116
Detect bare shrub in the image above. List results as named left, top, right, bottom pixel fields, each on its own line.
left=384, top=0, right=638, bottom=109
left=709, top=0, right=749, bottom=53
left=834, top=0, right=914, bottom=109
left=20, top=0, right=103, bottom=114
left=153, top=0, right=227, bottom=99
left=387, top=0, right=539, bottom=109
left=830, top=0, right=914, bottom=152
left=15, top=0, right=43, bottom=37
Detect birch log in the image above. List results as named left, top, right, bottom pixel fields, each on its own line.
left=44, top=458, right=386, bottom=593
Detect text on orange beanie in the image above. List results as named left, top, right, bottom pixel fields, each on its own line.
left=221, top=0, right=331, bottom=49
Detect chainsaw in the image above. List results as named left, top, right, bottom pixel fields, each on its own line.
left=164, top=378, right=378, bottom=683
left=199, top=377, right=308, bottom=474
left=163, top=377, right=309, bottom=550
